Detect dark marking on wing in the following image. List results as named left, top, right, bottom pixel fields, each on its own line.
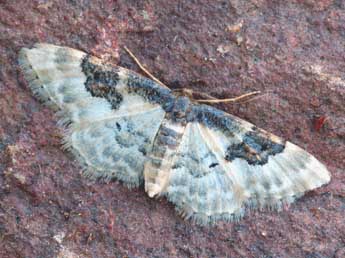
left=225, top=130, right=285, bottom=165
left=209, top=162, right=219, bottom=168
left=82, top=55, right=120, bottom=85
left=126, top=73, right=175, bottom=111
left=115, top=122, right=121, bottom=131
left=187, top=105, right=239, bottom=137
left=81, top=55, right=123, bottom=110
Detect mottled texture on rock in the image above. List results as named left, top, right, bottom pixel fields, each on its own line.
left=0, top=1, right=344, bottom=257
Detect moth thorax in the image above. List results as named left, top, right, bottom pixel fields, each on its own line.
left=171, top=96, right=190, bottom=120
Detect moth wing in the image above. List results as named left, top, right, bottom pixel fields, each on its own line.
left=19, top=43, right=88, bottom=110
left=162, top=106, right=330, bottom=224
left=19, top=44, right=172, bottom=187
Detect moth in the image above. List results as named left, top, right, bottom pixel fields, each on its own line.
left=18, top=43, right=331, bottom=225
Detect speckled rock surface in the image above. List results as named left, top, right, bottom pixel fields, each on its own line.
left=0, top=1, right=344, bottom=257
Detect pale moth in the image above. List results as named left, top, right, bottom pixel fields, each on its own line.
left=18, top=43, right=331, bottom=225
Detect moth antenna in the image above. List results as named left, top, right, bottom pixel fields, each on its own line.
left=123, top=46, right=170, bottom=90
left=195, top=90, right=262, bottom=103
